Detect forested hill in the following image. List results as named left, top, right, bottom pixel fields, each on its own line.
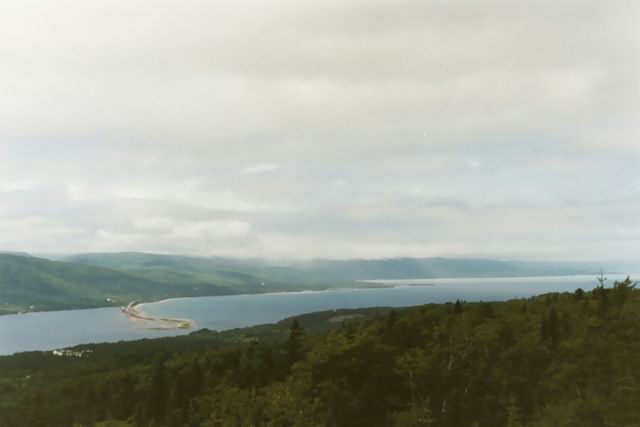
left=1, top=277, right=638, bottom=426
left=1, top=251, right=633, bottom=315
left=0, top=254, right=343, bottom=315
left=0, top=253, right=184, bottom=314
left=66, top=252, right=613, bottom=280
left=295, top=257, right=608, bottom=280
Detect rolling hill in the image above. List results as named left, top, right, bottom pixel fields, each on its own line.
left=1, top=251, right=630, bottom=315
left=0, top=254, right=239, bottom=314
left=66, top=251, right=611, bottom=281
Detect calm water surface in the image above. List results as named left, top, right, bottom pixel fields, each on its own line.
left=0, top=274, right=633, bottom=355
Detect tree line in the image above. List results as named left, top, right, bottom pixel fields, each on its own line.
left=1, top=277, right=638, bottom=426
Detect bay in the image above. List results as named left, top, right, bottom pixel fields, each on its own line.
left=0, top=273, right=633, bottom=355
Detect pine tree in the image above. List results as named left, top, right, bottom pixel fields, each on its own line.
left=453, top=300, right=463, bottom=314
left=26, top=392, right=47, bottom=427
left=115, top=374, right=136, bottom=419
left=479, top=302, right=495, bottom=319
left=386, top=309, right=398, bottom=329
left=540, top=307, right=560, bottom=350
left=286, top=318, right=305, bottom=366
left=148, top=362, right=167, bottom=424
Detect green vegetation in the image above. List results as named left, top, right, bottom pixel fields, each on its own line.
left=0, top=253, right=358, bottom=315
left=0, top=277, right=638, bottom=426
left=293, top=257, right=607, bottom=280
left=67, top=252, right=614, bottom=281
left=64, top=252, right=358, bottom=289
left=4, top=251, right=615, bottom=315
left=0, top=254, right=234, bottom=314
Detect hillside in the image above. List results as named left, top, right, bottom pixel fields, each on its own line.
left=296, top=257, right=611, bottom=280
left=0, top=277, right=637, bottom=426
left=0, top=253, right=373, bottom=315
left=64, top=252, right=345, bottom=288
left=2, top=252, right=633, bottom=315
left=65, top=252, right=614, bottom=282
left=0, top=254, right=238, bottom=314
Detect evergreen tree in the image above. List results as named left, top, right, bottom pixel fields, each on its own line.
left=479, top=302, right=495, bottom=319
left=148, top=362, right=167, bottom=424
left=453, top=300, right=463, bottom=314
left=115, top=374, right=136, bottom=420
left=597, top=271, right=607, bottom=287
left=540, top=307, right=559, bottom=350
left=2, top=278, right=640, bottom=427
left=386, top=309, right=398, bottom=329
left=286, top=318, right=305, bottom=366
left=26, top=392, right=47, bottom=427
left=594, top=286, right=609, bottom=317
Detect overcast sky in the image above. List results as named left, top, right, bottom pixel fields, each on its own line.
left=0, top=0, right=638, bottom=261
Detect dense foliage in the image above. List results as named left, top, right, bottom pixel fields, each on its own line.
left=0, top=253, right=241, bottom=314
left=0, top=253, right=356, bottom=314
left=1, top=277, right=638, bottom=426
left=0, top=252, right=616, bottom=315
left=67, top=252, right=604, bottom=282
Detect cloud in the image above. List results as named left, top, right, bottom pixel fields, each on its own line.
left=242, top=164, right=281, bottom=175
left=0, top=0, right=638, bottom=261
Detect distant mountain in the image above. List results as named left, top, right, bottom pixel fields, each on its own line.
left=0, top=251, right=32, bottom=257
left=293, top=257, right=608, bottom=280
left=0, top=253, right=361, bottom=315
left=0, top=254, right=270, bottom=315
left=65, top=252, right=613, bottom=282
left=64, top=252, right=351, bottom=288
left=2, top=251, right=631, bottom=315
left=3, top=283, right=640, bottom=426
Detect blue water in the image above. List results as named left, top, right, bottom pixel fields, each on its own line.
left=0, top=274, right=633, bottom=355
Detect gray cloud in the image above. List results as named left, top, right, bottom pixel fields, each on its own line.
left=0, top=0, right=638, bottom=261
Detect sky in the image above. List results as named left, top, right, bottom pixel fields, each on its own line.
left=0, top=0, right=638, bottom=261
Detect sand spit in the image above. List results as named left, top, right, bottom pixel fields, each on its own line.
left=122, top=301, right=192, bottom=330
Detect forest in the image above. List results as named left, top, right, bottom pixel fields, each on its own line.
left=0, top=276, right=638, bottom=426
left=0, top=252, right=604, bottom=315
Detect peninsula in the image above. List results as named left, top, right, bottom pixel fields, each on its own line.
left=121, top=301, right=192, bottom=330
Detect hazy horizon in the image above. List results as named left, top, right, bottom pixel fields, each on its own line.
left=1, top=250, right=638, bottom=271
left=1, top=0, right=638, bottom=262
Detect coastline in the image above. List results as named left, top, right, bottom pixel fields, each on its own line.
left=0, top=284, right=387, bottom=317
left=129, top=273, right=629, bottom=325
left=4, top=272, right=629, bottom=318
left=121, top=301, right=193, bottom=330
left=126, top=285, right=398, bottom=327
left=134, top=284, right=392, bottom=307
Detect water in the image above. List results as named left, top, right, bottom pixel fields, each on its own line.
left=0, top=306, right=184, bottom=355
left=0, top=274, right=633, bottom=355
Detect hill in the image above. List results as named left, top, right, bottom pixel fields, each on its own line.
left=66, top=252, right=614, bottom=282
left=295, top=257, right=609, bottom=279
left=0, top=254, right=238, bottom=314
left=0, top=277, right=637, bottom=426
left=2, top=251, right=633, bottom=315
left=64, top=252, right=343, bottom=287
left=1, top=253, right=380, bottom=315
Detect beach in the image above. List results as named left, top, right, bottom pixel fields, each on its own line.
left=121, top=301, right=193, bottom=330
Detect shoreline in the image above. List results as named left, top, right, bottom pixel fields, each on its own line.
left=0, top=285, right=383, bottom=317
left=121, top=301, right=193, bottom=330
left=3, top=273, right=632, bottom=318
left=129, top=273, right=627, bottom=320
left=134, top=284, right=392, bottom=308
